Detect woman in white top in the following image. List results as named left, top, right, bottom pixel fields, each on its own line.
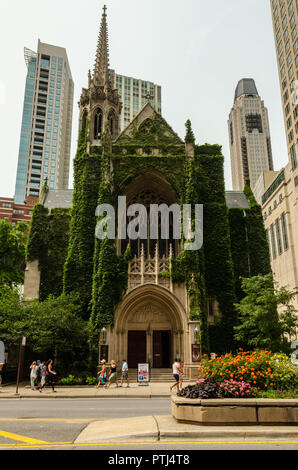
left=29, top=361, right=38, bottom=390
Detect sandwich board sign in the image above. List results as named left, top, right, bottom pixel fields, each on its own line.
left=0, top=341, right=5, bottom=364
left=138, top=363, right=149, bottom=386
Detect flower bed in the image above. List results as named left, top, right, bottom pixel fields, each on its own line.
left=199, top=350, right=298, bottom=392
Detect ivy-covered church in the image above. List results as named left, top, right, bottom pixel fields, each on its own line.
left=24, top=7, right=271, bottom=377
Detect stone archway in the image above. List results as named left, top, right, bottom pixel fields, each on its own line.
left=110, top=284, right=187, bottom=369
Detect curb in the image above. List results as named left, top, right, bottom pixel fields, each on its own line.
left=74, top=415, right=298, bottom=444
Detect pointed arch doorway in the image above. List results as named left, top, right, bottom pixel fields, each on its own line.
left=112, top=285, right=186, bottom=369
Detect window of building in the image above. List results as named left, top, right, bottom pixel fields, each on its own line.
left=282, top=15, right=287, bottom=29
left=281, top=65, right=286, bottom=77
left=280, top=212, right=289, bottom=250
left=289, top=65, right=294, bottom=78
left=290, top=144, right=297, bottom=169
left=270, top=223, right=277, bottom=259
left=288, top=1, right=293, bottom=14
left=281, top=4, right=285, bottom=16
left=289, top=129, right=294, bottom=141
left=287, top=116, right=292, bottom=128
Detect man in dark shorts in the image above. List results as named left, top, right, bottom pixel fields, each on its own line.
left=170, top=358, right=180, bottom=392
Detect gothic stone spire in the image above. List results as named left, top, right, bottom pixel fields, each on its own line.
left=93, top=5, right=110, bottom=87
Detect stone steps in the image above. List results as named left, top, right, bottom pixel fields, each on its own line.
left=117, top=369, right=191, bottom=383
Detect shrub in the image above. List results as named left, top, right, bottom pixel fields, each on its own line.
left=178, top=378, right=221, bottom=399
left=85, top=376, right=97, bottom=385
left=219, top=379, right=253, bottom=398
left=59, top=375, right=84, bottom=385
left=200, top=349, right=298, bottom=391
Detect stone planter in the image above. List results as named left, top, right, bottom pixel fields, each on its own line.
left=172, top=396, right=298, bottom=425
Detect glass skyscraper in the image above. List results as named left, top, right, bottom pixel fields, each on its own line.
left=109, top=69, right=161, bottom=133
left=14, top=41, right=74, bottom=204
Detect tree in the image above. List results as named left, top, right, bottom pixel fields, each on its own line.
left=184, top=119, right=195, bottom=144
left=24, top=293, right=88, bottom=372
left=0, top=285, right=31, bottom=348
left=234, top=273, right=298, bottom=352
left=0, top=287, right=88, bottom=374
left=0, top=220, right=28, bottom=287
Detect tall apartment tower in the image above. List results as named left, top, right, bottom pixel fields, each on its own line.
left=228, top=78, right=274, bottom=191
left=270, top=0, right=298, bottom=170
left=109, top=69, right=161, bottom=132
left=14, top=40, right=74, bottom=204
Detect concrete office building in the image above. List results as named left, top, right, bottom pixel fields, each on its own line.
left=270, top=0, right=298, bottom=169
left=109, top=69, right=161, bottom=132
left=257, top=0, right=298, bottom=315
left=261, top=163, right=298, bottom=313
left=228, top=78, right=274, bottom=192
left=14, top=40, right=74, bottom=204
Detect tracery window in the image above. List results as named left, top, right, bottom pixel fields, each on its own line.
left=121, top=188, right=178, bottom=258
left=94, top=108, right=103, bottom=139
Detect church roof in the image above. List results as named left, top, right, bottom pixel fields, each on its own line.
left=115, top=101, right=183, bottom=146
left=43, top=189, right=73, bottom=211
left=225, top=191, right=250, bottom=209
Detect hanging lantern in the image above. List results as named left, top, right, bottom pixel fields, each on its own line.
left=194, top=326, right=199, bottom=344
left=100, top=327, right=107, bottom=344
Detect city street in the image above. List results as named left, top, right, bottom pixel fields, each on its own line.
left=0, top=398, right=298, bottom=451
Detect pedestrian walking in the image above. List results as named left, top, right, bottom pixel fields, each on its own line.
left=120, top=359, right=129, bottom=387
left=177, top=358, right=183, bottom=391
left=46, top=359, right=57, bottom=392
left=96, top=360, right=107, bottom=388
left=36, top=360, right=42, bottom=391
left=39, top=361, right=47, bottom=392
left=29, top=361, right=38, bottom=390
left=170, top=358, right=180, bottom=393
left=106, top=360, right=118, bottom=388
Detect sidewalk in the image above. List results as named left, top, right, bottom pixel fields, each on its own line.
left=74, top=415, right=298, bottom=444
left=0, top=382, right=175, bottom=398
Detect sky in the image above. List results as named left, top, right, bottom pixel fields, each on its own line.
left=0, top=0, right=289, bottom=198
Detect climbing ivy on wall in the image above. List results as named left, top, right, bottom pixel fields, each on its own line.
left=228, top=179, right=271, bottom=302
left=26, top=205, right=71, bottom=301
left=89, top=130, right=133, bottom=341
left=26, top=204, right=49, bottom=265
left=63, top=122, right=102, bottom=319
left=26, top=111, right=272, bottom=356
left=39, top=208, right=71, bottom=301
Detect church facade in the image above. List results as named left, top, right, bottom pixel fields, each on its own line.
left=24, top=7, right=271, bottom=377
